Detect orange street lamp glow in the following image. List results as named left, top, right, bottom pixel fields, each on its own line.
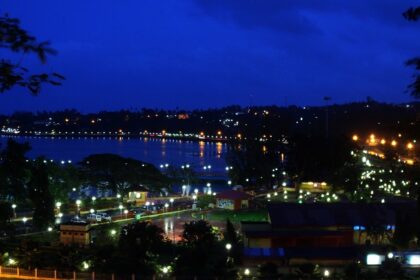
left=217, top=130, right=222, bottom=136
left=369, top=134, right=376, bottom=144
left=380, top=139, right=386, bottom=145
left=391, top=140, right=397, bottom=147
left=407, top=142, right=414, bottom=150
left=352, top=134, right=358, bottom=141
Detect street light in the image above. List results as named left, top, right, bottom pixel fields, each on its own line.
left=11, top=204, right=16, bottom=218
left=169, top=198, right=174, bottom=208
left=225, top=243, right=232, bottom=251
left=76, top=200, right=81, bottom=216
left=124, top=209, right=128, bottom=219
left=391, top=140, right=397, bottom=147
left=22, top=217, right=28, bottom=234
left=118, top=204, right=124, bottom=217
left=164, top=203, right=169, bottom=212
left=92, top=196, right=96, bottom=203
left=244, top=268, right=250, bottom=276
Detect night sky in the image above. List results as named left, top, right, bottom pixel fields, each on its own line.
left=1, top=0, right=419, bottom=113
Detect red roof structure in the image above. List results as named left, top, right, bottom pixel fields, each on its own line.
left=216, top=190, right=252, bottom=200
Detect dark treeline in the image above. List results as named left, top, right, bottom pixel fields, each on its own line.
left=1, top=101, right=419, bottom=140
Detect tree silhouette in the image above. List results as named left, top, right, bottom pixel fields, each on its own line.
left=0, top=14, right=64, bottom=94
left=28, top=159, right=55, bottom=230
left=403, top=7, right=420, bottom=98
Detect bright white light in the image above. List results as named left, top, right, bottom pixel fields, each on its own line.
left=408, top=255, right=420, bottom=265
left=366, top=254, right=383, bottom=265
left=323, top=269, right=330, bottom=277
left=225, top=243, right=232, bottom=250
left=387, top=252, right=394, bottom=259
left=244, top=268, right=250, bottom=276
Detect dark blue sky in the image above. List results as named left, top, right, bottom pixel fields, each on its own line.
left=1, top=0, right=419, bottom=113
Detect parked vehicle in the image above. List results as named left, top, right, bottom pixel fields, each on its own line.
left=86, top=213, right=111, bottom=223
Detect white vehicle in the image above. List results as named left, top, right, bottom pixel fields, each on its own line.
left=86, top=213, right=111, bottom=223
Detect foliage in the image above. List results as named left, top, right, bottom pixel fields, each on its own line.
left=0, top=14, right=64, bottom=94
left=28, top=159, right=55, bottom=229
left=257, top=262, right=278, bottom=280
left=116, top=221, right=168, bottom=275
left=196, top=194, right=216, bottom=209
left=393, top=212, right=416, bottom=248
left=46, top=162, right=81, bottom=202
left=377, top=259, right=407, bottom=279
left=343, top=262, right=362, bottom=279
left=224, top=219, right=243, bottom=265
left=226, top=139, right=283, bottom=188
left=175, top=220, right=233, bottom=279
left=404, top=7, right=420, bottom=21
left=165, top=165, right=199, bottom=186
left=403, top=7, right=420, bottom=98
left=294, top=263, right=321, bottom=279
left=79, top=154, right=169, bottom=194
left=0, top=201, right=13, bottom=229
left=288, top=134, right=355, bottom=183
left=0, top=139, right=31, bottom=201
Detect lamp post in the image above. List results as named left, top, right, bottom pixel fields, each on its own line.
left=118, top=204, right=123, bottom=218
left=22, top=217, right=28, bottom=234
left=225, top=243, right=232, bottom=264
left=55, top=201, right=61, bottom=216
left=169, top=198, right=174, bottom=209
left=11, top=204, right=16, bottom=218
left=145, top=201, right=150, bottom=211
left=124, top=209, right=128, bottom=219
left=164, top=203, right=169, bottom=212
left=76, top=200, right=81, bottom=217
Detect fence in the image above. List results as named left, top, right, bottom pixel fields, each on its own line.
left=0, top=266, right=149, bottom=280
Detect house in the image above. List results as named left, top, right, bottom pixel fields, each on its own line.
left=127, top=185, right=149, bottom=206
left=241, top=202, right=415, bottom=264
left=60, top=221, right=92, bottom=246
left=216, top=190, right=252, bottom=210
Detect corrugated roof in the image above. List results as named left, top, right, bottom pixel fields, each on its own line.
left=216, top=190, right=252, bottom=200
left=267, top=203, right=401, bottom=228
